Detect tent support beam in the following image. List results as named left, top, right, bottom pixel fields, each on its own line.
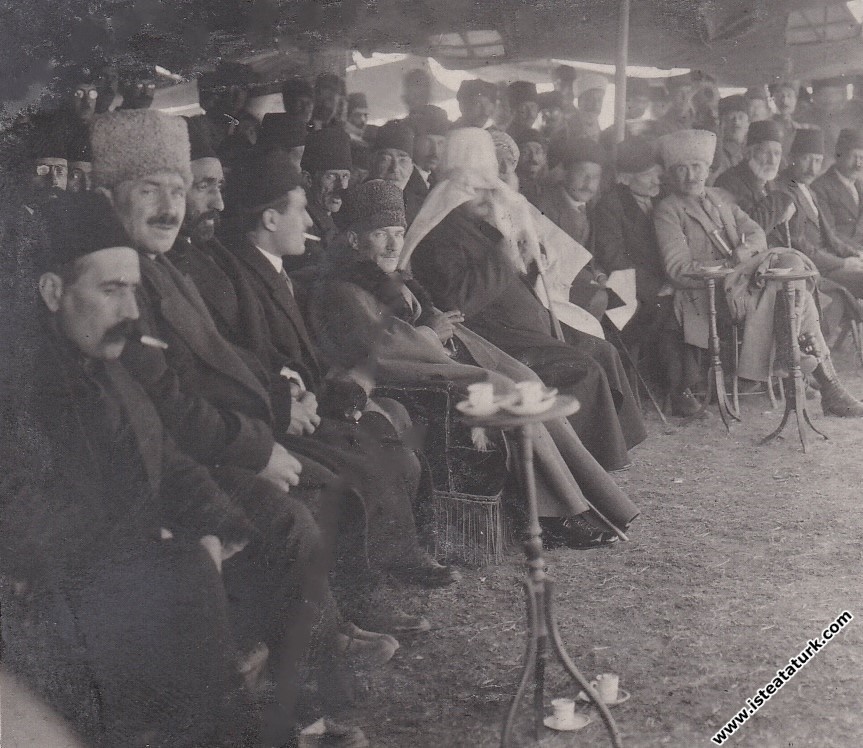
left=613, top=0, right=631, bottom=147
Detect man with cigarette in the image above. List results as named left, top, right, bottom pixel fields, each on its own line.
left=654, top=129, right=863, bottom=416
left=2, top=190, right=254, bottom=746
left=90, top=109, right=375, bottom=744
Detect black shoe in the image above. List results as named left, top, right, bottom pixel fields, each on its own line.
left=540, top=517, right=618, bottom=550
left=671, top=388, right=702, bottom=417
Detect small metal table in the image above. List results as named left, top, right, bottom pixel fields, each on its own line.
left=460, top=396, right=623, bottom=748
left=758, top=269, right=828, bottom=452
left=683, top=267, right=741, bottom=431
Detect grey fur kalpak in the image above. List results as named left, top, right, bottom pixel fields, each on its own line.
left=91, top=110, right=192, bottom=188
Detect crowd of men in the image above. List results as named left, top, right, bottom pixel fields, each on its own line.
left=2, top=58, right=863, bottom=746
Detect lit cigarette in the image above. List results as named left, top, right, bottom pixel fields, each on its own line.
left=140, top=335, right=168, bottom=350
left=303, top=233, right=321, bottom=242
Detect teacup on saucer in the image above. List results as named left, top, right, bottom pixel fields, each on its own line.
left=543, top=714, right=591, bottom=732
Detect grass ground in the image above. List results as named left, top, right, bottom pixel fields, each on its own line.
left=343, top=348, right=863, bottom=747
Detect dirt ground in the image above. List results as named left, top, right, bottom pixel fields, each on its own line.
left=342, top=347, right=863, bottom=748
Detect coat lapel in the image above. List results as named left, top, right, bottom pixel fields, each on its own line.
left=827, top=168, right=859, bottom=219
left=236, top=240, right=321, bottom=367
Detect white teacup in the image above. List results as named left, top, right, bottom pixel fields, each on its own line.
left=591, top=673, right=619, bottom=703
left=550, top=697, right=576, bottom=725
left=515, top=381, right=545, bottom=406
left=467, top=382, right=495, bottom=408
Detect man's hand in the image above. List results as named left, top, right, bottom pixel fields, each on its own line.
left=427, top=310, right=465, bottom=343
left=286, top=390, right=321, bottom=436
left=779, top=201, right=797, bottom=224
left=844, top=256, right=863, bottom=272
left=258, top=442, right=302, bottom=492
left=199, top=535, right=249, bottom=574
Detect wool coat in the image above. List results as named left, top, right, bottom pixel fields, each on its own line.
left=812, top=166, right=863, bottom=247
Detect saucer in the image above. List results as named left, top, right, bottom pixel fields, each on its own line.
left=701, top=265, right=724, bottom=273
left=763, top=267, right=792, bottom=276
left=502, top=396, right=555, bottom=415
left=543, top=714, right=592, bottom=732
left=456, top=394, right=517, bottom=417
left=577, top=689, right=631, bottom=707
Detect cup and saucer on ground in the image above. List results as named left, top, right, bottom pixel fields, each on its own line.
left=577, top=673, right=630, bottom=707
left=543, top=697, right=591, bottom=732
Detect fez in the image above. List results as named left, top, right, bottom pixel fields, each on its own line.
left=790, top=129, right=825, bottom=156
left=185, top=116, right=218, bottom=161
left=836, top=128, right=863, bottom=155
left=747, top=119, right=784, bottom=146
left=508, top=81, right=538, bottom=107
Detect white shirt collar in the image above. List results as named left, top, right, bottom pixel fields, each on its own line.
left=416, top=166, right=431, bottom=187
left=254, top=243, right=284, bottom=274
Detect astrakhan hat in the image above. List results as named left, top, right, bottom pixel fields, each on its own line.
left=658, top=129, right=717, bottom=168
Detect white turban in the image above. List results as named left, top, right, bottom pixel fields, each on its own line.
left=399, top=127, right=540, bottom=272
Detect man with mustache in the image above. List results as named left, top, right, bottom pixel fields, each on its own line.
left=406, top=104, right=449, bottom=192
left=298, top=126, right=352, bottom=264
left=92, top=110, right=372, bottom=744
left=3, top=190, right=255, bottom=745
left=813, top=128, right=863, bottom=247
left=710, top=95, right=749, bottom=183
left=714, top=120, right=794, bottom=231
left=655, top=129, right=863, bottom=417
left=772, top=129, right=863, bottom=300
left=515, top=128, right=550, bottom=208
left=569, top=73, right=607, bottom=143
left=368, top=120, right=426, bottom=225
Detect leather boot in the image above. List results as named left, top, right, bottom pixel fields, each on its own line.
left=812, top=357, right=863, bottom=417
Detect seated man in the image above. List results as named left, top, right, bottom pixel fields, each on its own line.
left=308, top=179, right=638, bottom=546
left=654, top=128, right=863, bottom=417
left=403, top=127, right=647, bottom=471
left=772, top=129, right=863, bottom=300
left=812, top=128, right=863, bottom=247
left=3, top=191, right=252, bottom=746
left=367, top=120, right=424, bottom=224
left=593, top=138, right=700, bottom=416
left=536, top=137, right=610, bottom=320
left=515, top=128, right=551, bottom=207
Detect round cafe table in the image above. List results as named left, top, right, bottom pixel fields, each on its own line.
left=758, top=268, right=828, bottom=452
left=683, top=267, right=741, bottom=431
left=460, top=396, right=624, bottom=748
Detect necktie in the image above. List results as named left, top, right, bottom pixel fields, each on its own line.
left=280, top=267, right=294, bottom=296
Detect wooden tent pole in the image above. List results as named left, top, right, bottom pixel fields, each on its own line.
left=613, top=0, right=631, bottom=148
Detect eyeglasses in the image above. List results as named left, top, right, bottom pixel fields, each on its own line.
left=74, top=88, right=99, bottom=100
left=35, top=164, right=67, bottom=176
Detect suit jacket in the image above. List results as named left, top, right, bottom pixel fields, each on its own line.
left=593, top=183, right=667, bottom=303
left=403, top=167, right=430, bottom=227
left=2, top=332, right=251, bottom=585
left=812, top=166, right=863, bottom=246
left=713, top=160, right=790, bottom=233
left=121, top=252, right=275, bottom=471
left=537, top=184, right=593, bottom=248
left=654, top=188, right=766, bottom=350
left=771, top=171, right=857, bottom=275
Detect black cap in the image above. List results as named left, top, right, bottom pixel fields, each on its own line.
left=719, top=94, right=748, bottom=116
left=561, top=137, right=607, bottom=169
left=185, top=116, right=218, bottom=161
left=37, top=191, right=132, bottom=272
left=790, top=128, right=824, bottom=156
left=238, top=149, right=305, bottom=214
left=615, top=136, right=659, bottom=173
left=282, top=76, right=314, bottom=101
left=258, top=113, right=308, bottom=150
left=374, top=120, right=414, bottom=154
left=538, top=91, right=564, bottom=111
left=747, top=119, right=784, bottom=146
left=301, top=127, right=352, bottom=173
left=508, top=81, right=538, bottom=107
left=457, top=79, right=497, bottom=104
left=515, top=128, right=548, bottom=149
left=408, top=105, right=451, bottom=138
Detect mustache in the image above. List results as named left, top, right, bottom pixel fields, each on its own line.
left=194, top=210, right=221, bottom=227
left=148, top=213, right=181, bottom=228
left=103, top=319, right=139, bottom=343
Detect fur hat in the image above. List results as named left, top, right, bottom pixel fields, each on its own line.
left=719, top=94, right=748, bottom=116
left=790, top=128, right=825, bottom=156
left=615, top=137, right=659, bottom=174
left=574, top=73, right=608, bottom=97
left=38, top=191, right=132, bottom=272
left=658, top=129, right=716, bottom=168
left=258, top=113, right=308, bottom=150
left=301, top=127, right=352, bottom=173
left=185, top=116, right=218, bottom=161
left=561, top=137, right=607, bottom=169
left=238, top=149, right=305, bottom=215
left=408, top=105, right=450, bottom=138
left=836, top=128, right=863, bottom=155
left=349, top=179, right=406, bottom=232
left=508, top=81, right=538, bottom=107
left=374, top=120, right=414, bottom=155
left=91, top=110, right=191, bottom=188
left=747, top=119, right=783, bottom=146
